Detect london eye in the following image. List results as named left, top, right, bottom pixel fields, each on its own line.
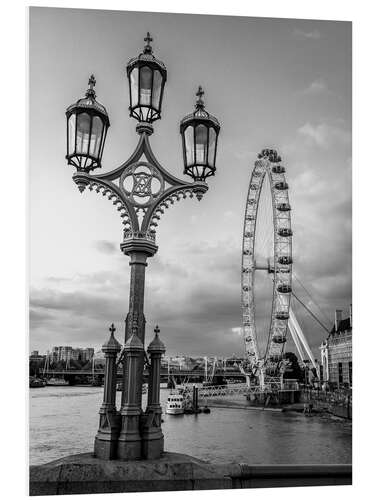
left=241, top=149, right=292, bottom=376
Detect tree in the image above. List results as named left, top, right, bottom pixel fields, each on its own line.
left=283, top=352, right=304, bottom=381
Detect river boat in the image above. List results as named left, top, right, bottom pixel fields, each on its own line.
left=29, top=377, right=46, bottom=388
left=46, top=377, right=69, bottom=386
left=165, top=393, right=185, bottom=415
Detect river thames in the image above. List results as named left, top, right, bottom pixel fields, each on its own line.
left=29, top=386, right=351, bottom=466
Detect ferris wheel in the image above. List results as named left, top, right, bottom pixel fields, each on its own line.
left=241, top=149, right=292, bottom=375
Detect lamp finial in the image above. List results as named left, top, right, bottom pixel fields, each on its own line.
left=196, top=86, right=205, bottom=109
left=86, top=74, right=96, bottom=98
left=144, top=32, right=153, bottom=54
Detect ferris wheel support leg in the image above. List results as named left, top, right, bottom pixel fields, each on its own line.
left=259, top=368, right=265, bottom=391
left=289, top=308, right=317, bottom=371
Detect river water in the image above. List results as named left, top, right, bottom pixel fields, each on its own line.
left=29, top=386, right=351, bottom=466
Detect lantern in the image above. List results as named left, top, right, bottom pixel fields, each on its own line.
left=66, top=75, right=110, bottom=172
left=180, top=87, right=220, bottom=182
left=126, top=33, right=167, bottom=124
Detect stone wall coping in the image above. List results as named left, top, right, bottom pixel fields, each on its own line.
left=29, top=451, right=352, bottom=495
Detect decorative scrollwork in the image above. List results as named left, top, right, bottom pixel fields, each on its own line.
left=120, top=161, right=164, bottom=207
left=74, top=176, right=133, bottom=231
left=73, top=131, right=208, bottom=246
left=146, top=186, right=199, bottom=233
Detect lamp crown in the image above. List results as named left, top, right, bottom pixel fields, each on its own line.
left=148, top=325, right=165, bottom=354
left=144, top=31, right=153, bottom=54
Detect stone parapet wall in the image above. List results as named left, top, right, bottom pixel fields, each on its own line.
left=29, top=451, right=351, bottom=495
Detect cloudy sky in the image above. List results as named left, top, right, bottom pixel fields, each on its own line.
left=29, top=7, right=351, bottom=358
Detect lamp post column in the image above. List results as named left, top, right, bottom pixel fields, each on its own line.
left=142, top=326, right=166, bottom=459
left=94, top=324, right=121, bottom=460
left=117, top=331, right=144, bottom=460
left=117, top=239, right=158, bottom=460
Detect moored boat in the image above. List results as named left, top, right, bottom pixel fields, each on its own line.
left=46, top=377, right=69, bottom=386
left=29, top=377, right=46, bottom=388
left=165, top=393, right=185, bottom=415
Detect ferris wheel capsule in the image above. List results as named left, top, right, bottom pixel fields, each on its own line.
left=278, top=228, right=293, bottom=237
left=274, top=181, right=289, bottom=190
left=277, top=284, right=292, bottom=293
left=275, top=311, right=289, bottom=320
left=278, top=256, right=293, bottom=265
left=277, top=203, right=291, bottom=211
left=272, top=335, right=287, bottom=344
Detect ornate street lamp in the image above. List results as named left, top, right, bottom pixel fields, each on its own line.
left=66, top=75, right=110, bottom=172
left=180, top=86, right=220, bottom=181
left=65, top=33, right=220, bottom=461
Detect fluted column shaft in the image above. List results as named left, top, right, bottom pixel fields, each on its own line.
left=117, top=333, right=144, bottom=460
left=117, top=239, right=157, bottom=460
left=142, top=327, right=165, bottom=459
left=148, top=352, right=162, bottom=408
left=94, top=325, right=121, bottom=460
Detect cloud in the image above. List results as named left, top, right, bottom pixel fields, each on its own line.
left=29, top=185, right=352, bottom=357
left=297, top=122, right=351, bottom=149
left=94, top=240, right=117, bottom=254
left=223, top=211, right=234, bottom=219
left=301, top=79, right=329, bottom=95
left=45, top=276, right=70, bottom=284
left=293, top=28, right=321, bottom=40
left=231, top=327, right=242, bottom=335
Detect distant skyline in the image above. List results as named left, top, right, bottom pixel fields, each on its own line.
left=29, top=7, right=351, bottom=357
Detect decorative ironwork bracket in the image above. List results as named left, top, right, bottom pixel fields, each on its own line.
left=73, top=130, right=208, bottom=246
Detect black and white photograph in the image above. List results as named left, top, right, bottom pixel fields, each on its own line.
left=26, top=4, right=353, bottom=496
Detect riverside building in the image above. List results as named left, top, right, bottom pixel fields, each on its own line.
left=320, top=306, right=352, bottom=388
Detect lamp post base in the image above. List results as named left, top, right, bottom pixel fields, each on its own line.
left=142, top=431, right=164, bottom=460
left=117, top=440, right=142, bottom=461
left=94, top=435, right=119, bottom=461
left=117, top=413, right=143, bottom=461
left=94, top=412, right=121, bottom=460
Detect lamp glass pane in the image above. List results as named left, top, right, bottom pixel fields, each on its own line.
left=140, top=66, right=152, bottom=105
left=152, top=70, right=162, bottom=109
left=130, top=68, right=139, bottom=107
left=139, top=106, right=149, bottom=121
left=196, top=166, right=205, bottom=178
left=89, top=116, right=103, bottom=158
left=208, top=127, right=217, bottom=167
left=68, top=114, right=76, bottom=155
left=195, top=124, right=208, bottom=164
left=76, top=112, right=91, bottom=155
left=184, top=126, right=194, bottom=166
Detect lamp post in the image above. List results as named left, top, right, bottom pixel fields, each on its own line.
left=65, top=33, right=220, bottom=460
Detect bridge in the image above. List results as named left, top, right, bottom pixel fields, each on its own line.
left=41, top=367, right=246, bottom=384
left=182, top=378, right=299, bottom=399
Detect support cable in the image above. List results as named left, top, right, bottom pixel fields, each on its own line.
left=292, top=272, right=331, bottom=324
left=292, top=292, right=330, bottom=334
